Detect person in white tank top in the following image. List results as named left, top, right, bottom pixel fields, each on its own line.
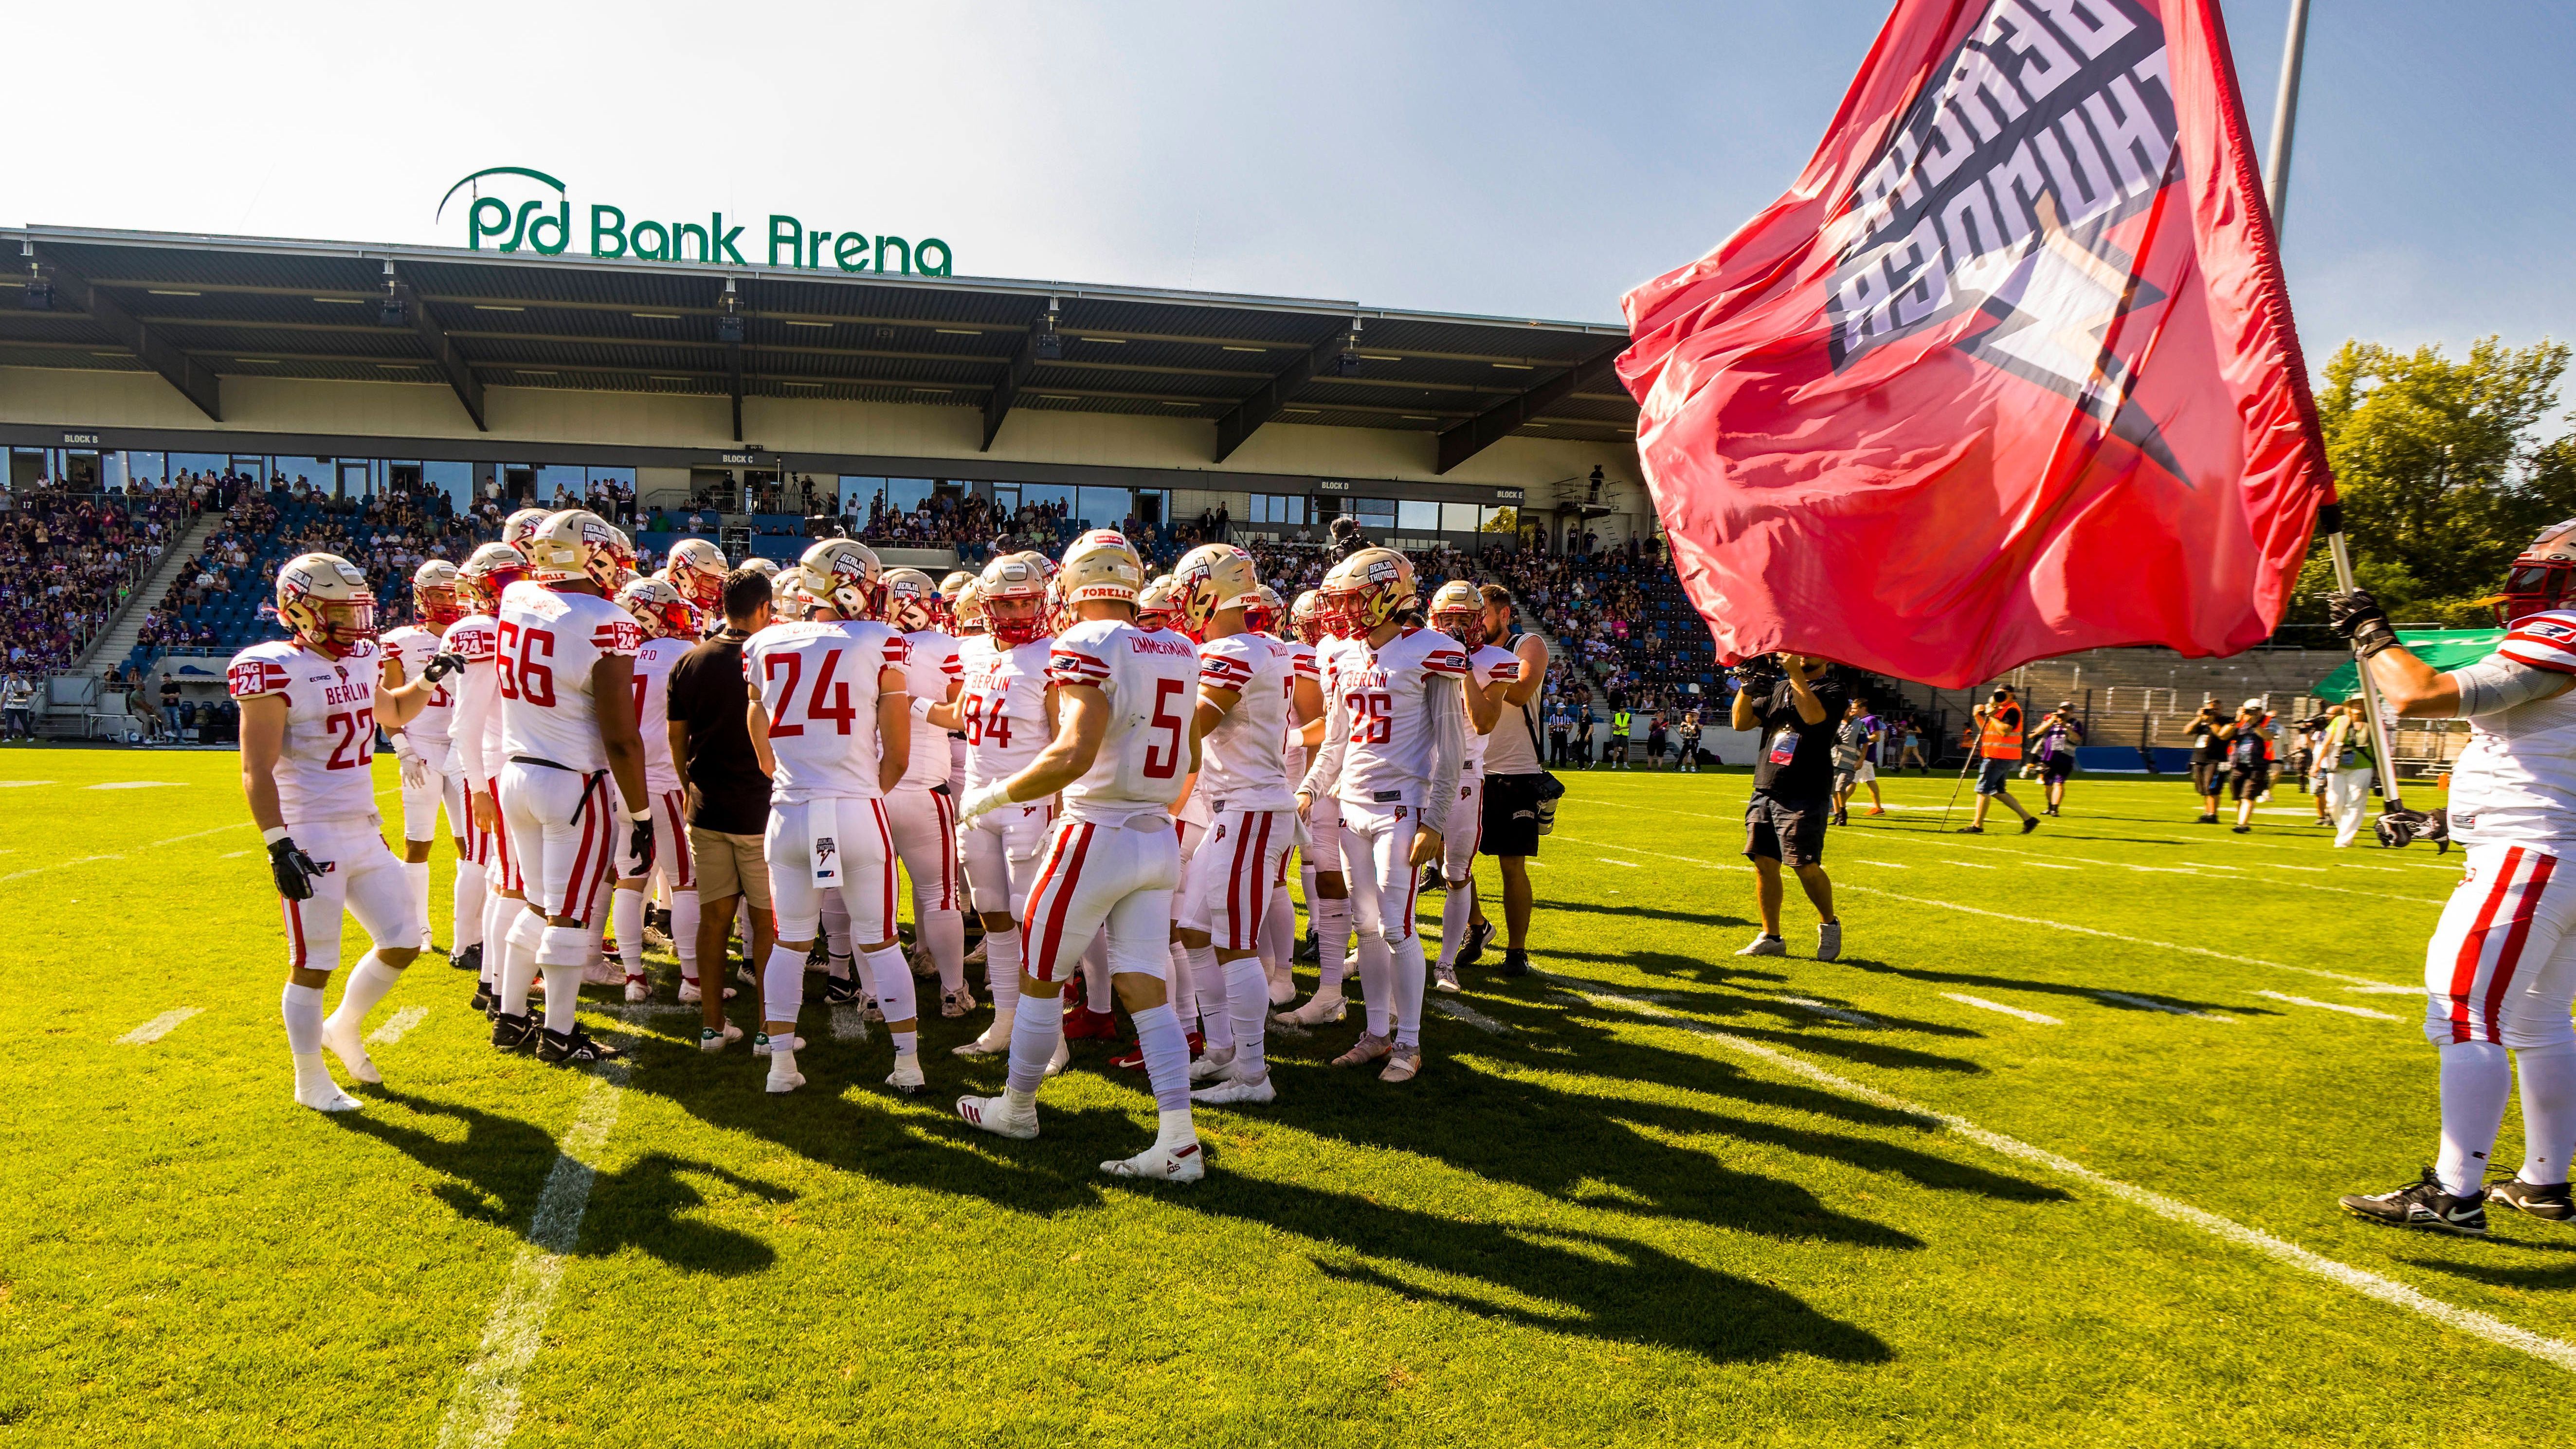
left=2329, top=522, right=2576, bottom=1233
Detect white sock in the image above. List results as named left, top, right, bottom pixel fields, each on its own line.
left=1006, top=991, right=1065, bottom=1095
left=1315, top=897, right=1353, bottom=996
left=763, top=943, right=808, bottom=1031
left=1191, top=946, right=1229, bottom=1051
left=327, top=953, right=404, bottom=1037
left=501, top=909, right=545, bottom=1015
left=2437, top=1039, right=2513, bottom=1196
left=612, top=888, right=645, bottom=975
left=454, top=863, right=486, bottom=950
left=928, top=909, right=966, bottom=995
left=863, top=944, right=917, bottom=1024
left=1261, top=881, right=1293, bottom=975
left=402, top=859, right=432, bottom=945
left=1437, top=879, right=1475, bottom=968
left=1168, top=941, right=1198, bottom=1033
left=984, top=929, right=1024, bottom=1016
left=1354, top=930, right=1393, bottom=1038
left=671, top=889, right=700, bottom=976
left=538, top=925, right=590, bottom=1034
left=1131, top=1002, right=1194, bottom=1117
left=2517, top=1041, right=2576, bottom=1185
left=1224, top=955, right=1269, bottom=1079
left=480, top=888, right=510, bottom=984
left=1390, top=933, right=1427, bottom=1048
left=1300, top=864, right=1317, bottom=930
left=281, top=981, right=325, bottom=1055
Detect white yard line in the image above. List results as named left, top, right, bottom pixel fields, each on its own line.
left=2254, top=990, right=2401, bottom=1022
left=117, top=1007, right=201, bottom=1045
left=435, top=1061, right=630, bottom=1449
left=0, top=822, right=250, bottom=882
left=0, top=779, right=55, bottom=787
left=1596, top=857, right=1640, bottom=868
left=85, top=780, right=186, bottom=790
left=1427, top=997, right=1509, bottom=1033
left=1840, top=828, right=2446, bottom=905
left=2093, top=991, right=2235, bottom=1022
left=1945, top=860, right=1997, bottom=869
left=2021, top=861, right=2079, bottom=870
left=219, top=849, right=254, bottom=859
left=830, top=1004, right=871, bottom=1042
left=1556, top=987, right=2576, bottom=1376
left=365, top=1006, right=429, bottom=1046
left=1941, top=992, right=2062, bottom=1025
left=1778, top=996, right=1878, bottom=1026
left=1557, top=834, right=2409, bottom=990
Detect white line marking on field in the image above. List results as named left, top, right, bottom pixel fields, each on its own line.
left=117, top=1007, right=201, bottom=1044
left=435, top=1060, right=629, bottom=1449
left=1779, top=996, right=1877, bottom=1026
left=220, top=849, right=254, bottom=859
left=366, top=1007, right=429, bottom=1045
left=1428, top=997, right=1508, bottom=1033
left=1559, top=835, right=2410, bottom=991
left=830, top=1004, right=871, bottom=1042
left=1596, top=857, right=1640, bottom=868
left=1840, top=827, right=2447, bottom=904
left=85, top=780, right=186, bottom=790
left=0, top=822, right=251, bottom=882
left=1946, top=860, right=1997, bottom=869
left=1941, top=992, right=2062, bottom=1025
left=2094, top=991, right=2235, bottom=1022
left=2021, top=861, right=2079, bottom=870
left=2254, top=990, right=2401, bottom=1021
left=0, top=779, right=55, bottom=787
left=1850, top=859, right=1910, bottom=869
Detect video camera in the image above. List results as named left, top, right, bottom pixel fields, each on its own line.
left=1729, top=656, right=1782, bottom=692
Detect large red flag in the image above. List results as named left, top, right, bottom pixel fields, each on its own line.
left=1619, top=0, right=2331, bottom=688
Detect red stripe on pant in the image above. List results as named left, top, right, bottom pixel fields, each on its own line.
left=562, top=780, right=600, bottom=923
left=1222, top=813, right=1257, bottom=953
left=1026, top=822, right=1096, bottom=982
left=1396, top=822, right=1419, bottom=942
left=283, top=896, right=308, bottom=970
left=933, top=790, right=957, bottom=911
left=661, top=789, right=693, bottom=888
left=1246, top=812, right=1276, bottom=952
left=871, top=798, right=898, bottom=937
left=2484, top=851, right=2556, bottom=1043
left=2449, top=848, right=2525, bottom=1042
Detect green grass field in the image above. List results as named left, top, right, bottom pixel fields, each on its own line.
left=8, top=748, right=2573, bottom=1446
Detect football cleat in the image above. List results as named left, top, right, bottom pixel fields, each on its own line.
left=1191, top=1072, right=1277, bottom=1105
left=1380, top=1046, right=1424, bottom=1084
left=941, top=988, right=976, bottom=1019
left=1495, top=947, right=1530, bottom=978
left=293, top=1081, right=365, bottom=1113
left=453, top=942, right=483, bottom=974
left=1046, top=1035, right=1072, bottom=1078
left=1296, top=932, right=1319, bottom=964
left=886, top=1055, right=926, bottom=1095
left=2339, top=1168, right=2489, bottom=1236
left=1266, top=959, right=1297, bottom=1006
left=766, top=1068, right=806, bottom=1095
left=1455, top=919, right=1492, bottom=969
left=698, top=1022, right=743, bottom=1053
left=1276, top=991, right=1346, bottom=1027
left=623, top=972, right=651, bottom=1004
left=2488, top=1178, right=2576, bottom=1222
left=962, top=939, right=987, bottom=967
left=1816, top=922, right=1844, bottom=963
left=1109, top=1040, right=1146, bottom=1071
left=470, top=981, right=495, bottom=1015
left=1101, top=1140, right=1205, bottom=1182
left=537, top=1028, right=625, bottom=1066
left=320, top=1020, right=382, bottom=1085
left=956, top=1092, right=1040, bottom=1139
left=490, top=1012, right=542, bottom=1052
left=1063, top=1004, right=1121, bottom=1040
left=1432, top=964, right=1462, bottom=994
left=1332, top=1032, right=1393, bottom=1068
left=2021, top=817, right=2041, bottom=834
left=821, top=974, right=860, bottom=1005
left=1187, top=1048, right=1238, bottom=1083
left=954, top=1014, right=1014, bottom=1057
left=912, top=944, right=939, bottom=980
left=1417, top=865, right=1446, bottom=896
left=861, top=996, right=886, bottom=1024
left=1735, top=934, right=1788, bottom=957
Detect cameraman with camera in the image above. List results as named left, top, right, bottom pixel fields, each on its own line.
left=2032, top=701, right=2086, bottom=817
left=2189, top=696, right=2230, bottom=823
left=1730, top=654, right=1846, bottom=960
left=1960, top=685, right=2040, bottom=834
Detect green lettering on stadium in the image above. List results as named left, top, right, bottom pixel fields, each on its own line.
left=435, top=166, right=954, bottom=277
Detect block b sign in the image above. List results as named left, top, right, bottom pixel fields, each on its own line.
left=437, top=166, right=954, bottom=276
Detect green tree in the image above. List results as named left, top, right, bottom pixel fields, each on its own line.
left=2299, top=336, right=2575, bottom=625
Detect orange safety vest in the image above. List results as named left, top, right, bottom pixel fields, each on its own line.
left=1977, top=705, right=2024, bottom=760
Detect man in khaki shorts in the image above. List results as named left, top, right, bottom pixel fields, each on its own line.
left=667, top=568, right=778, bottom=1051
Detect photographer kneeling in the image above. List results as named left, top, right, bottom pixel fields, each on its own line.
left=1731, top=654, right=1847, bottom=961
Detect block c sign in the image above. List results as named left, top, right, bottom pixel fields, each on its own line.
left=436, top=166, right=954, bottom=276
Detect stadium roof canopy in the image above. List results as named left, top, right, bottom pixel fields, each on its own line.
left=0, top=224, right=1637, bottom=474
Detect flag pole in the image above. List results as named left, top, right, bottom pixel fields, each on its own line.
left=2265, top=1, right=2408, bottom=812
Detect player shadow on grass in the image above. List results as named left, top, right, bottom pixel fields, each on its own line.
left=2395, top=1240, right=2576, bottom=1291
left=1478, top=974, right=1994, bottom=1073
left=339, top=1088, right=784, bottom=1275
left=1832, top=957, right=2267, bottom=1017
left=1539, top=898, right=1762, bottom=933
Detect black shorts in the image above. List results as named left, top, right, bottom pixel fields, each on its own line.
left=2191, top=760, right=2222, bottom=795
left=1744, top=792, right=1829, bottom=866
left=2042, top=754, right=2076, bottom=781
left=1481, top=773, right=1546, bottom=857
left=2228, top=764, right=2270, bottom=800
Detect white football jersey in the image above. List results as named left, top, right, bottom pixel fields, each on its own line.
left=744, top=618, right=909, bottom=804
left=1279, top=637, right=1319, bottom=776
left=631, top=636, right=689, bottom=790
left=957, top=634, right=1052, bottom=792
left=2451, top=610, right=2576, bottom=848
left=227, top=637, right=385, bottom=824
left=1460, top=643, right=1524, bottom=777
left=895, top=627, right=963, bottom=792
left=1049, top=617, right=1198, bottom=823
left=381, top=624, right=453, bottom=755
left=496, top=582, right=642, bottom=773
left=439, top=613, right=501, bottom=785
left=1196, top=632, right=1296, bottom=811
left=1327, top=625, right=1470, bottom=806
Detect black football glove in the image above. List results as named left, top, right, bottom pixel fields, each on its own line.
left=268, top=835, right=323, bottom=900
left=2326, top=590, right=2399, bottom=659
left=2374, top=806, right=2450, bottom=851
left=627, top=816, right=656, bottom=875
left=419, top=651, right=468, bottom=684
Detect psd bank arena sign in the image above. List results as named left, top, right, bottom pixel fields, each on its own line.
left=436, top=165, right=954, bottom=276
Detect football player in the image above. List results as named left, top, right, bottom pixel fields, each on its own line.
left=610, top=577, right=701, bottom=1004
left=489, top=510, right=653, bottom=1067
left=1170, top=546, right=1298, bottom=1106
left=1276, top=589, right=1354, bottom=1026
left=1298, top=548, right=1467, bottom=1083
left=879, top=566, right=972, bottom=1015
left=231, top=552, right=459, bottom=1110
left=380, top=559, right=469, bottom=957
left=667, top=537, right=730, bottom=633
left=448, top=542, right=526, bottom=1014
left=955, top=530, right=1207, bottom=1180
left=2334, top=524, right=2576, bottom=1233
left=1425, top=580, right=1520, bottom=993
left=745, top=544, right=923, bottom=1095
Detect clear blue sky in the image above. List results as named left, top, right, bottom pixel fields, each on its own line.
left=14, top=1, right=2571, bottom=373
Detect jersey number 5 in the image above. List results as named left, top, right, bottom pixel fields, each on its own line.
left=1142, top=677, right=1186, bottom=779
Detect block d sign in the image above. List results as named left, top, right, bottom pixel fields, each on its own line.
left=436, top=166, right=954, bottom=277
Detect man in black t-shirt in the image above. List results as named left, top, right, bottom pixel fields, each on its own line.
left=665, top=568, right=776, bottom=1047
left=1728, top=654, right=1847, bottom=962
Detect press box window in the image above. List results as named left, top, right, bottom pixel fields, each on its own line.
left=1249, top=493, right=1306, bottom=525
